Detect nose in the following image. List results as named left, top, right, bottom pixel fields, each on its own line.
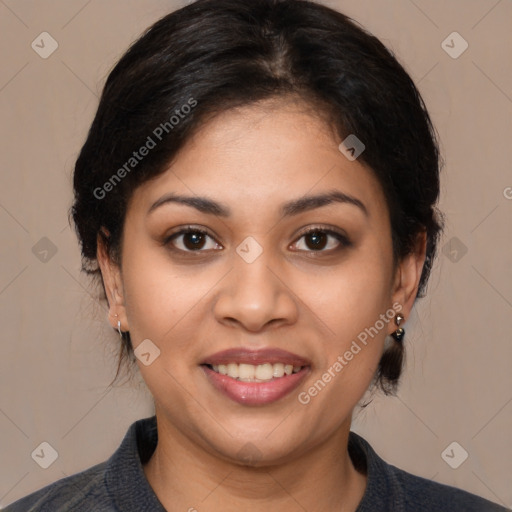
left=212, top=249, right=299, bottom=333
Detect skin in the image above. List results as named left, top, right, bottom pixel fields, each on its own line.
left=97, top=97, right=426, bottom=512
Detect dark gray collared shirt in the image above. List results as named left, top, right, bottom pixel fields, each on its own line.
left=2, top=415, right=509, bottom=511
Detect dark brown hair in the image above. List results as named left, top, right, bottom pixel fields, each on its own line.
left=70, top=0, right=444, bottom=395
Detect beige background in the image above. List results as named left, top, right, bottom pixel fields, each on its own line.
left=1, top=0, right=511, bottom=509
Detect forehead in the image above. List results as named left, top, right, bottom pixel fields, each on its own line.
left=127, top=99, right=388, bottom=224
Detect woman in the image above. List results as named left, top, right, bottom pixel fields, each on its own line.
left=4, top=0, right=508, bottom=510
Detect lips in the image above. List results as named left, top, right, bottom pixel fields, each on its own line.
left=200, top=347, right=311, bottom=406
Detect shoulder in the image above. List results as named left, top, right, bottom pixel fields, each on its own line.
left=1, top=461, right=112, bottom=512
left=348, top=431, right=509, bottom=512
left=2, top=416, right=161, bottom=512
left=390, top=464, right=509, bottom=512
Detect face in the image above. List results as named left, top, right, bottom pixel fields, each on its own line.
left=99, top=97, right=424, bottom=465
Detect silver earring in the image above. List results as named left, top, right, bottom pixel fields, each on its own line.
left=113, top=313, right=122, bottom=338
left=391, top=313, right=405, bottom=343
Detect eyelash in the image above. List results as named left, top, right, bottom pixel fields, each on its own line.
left=163, top=224, right=352, bottom=256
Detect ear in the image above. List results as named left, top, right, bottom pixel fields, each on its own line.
left=96, top=228, right=129, bottom=332
left=389, top=229, right=427, bottom=331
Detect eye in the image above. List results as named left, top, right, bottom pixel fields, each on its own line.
left=163, top=225, right=350, bottom=254
left=291, top=227, right=351, bottom=253
left=165, top=226, right=222, bottom=252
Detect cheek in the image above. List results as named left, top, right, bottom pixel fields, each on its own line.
left=298, top=267, right=391, bottom=419
left=120, top=240, right=200, bottom=342
left=295, top=244, right=393, bottom=401
left=301, top=247, right=392, bottom=340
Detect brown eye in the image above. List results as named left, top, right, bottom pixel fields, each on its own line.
left=166, top=228, right=222, bottom=252
left=182, top=231, right=207, bottom=250
left=304, top=231, right=329, bottom=250
left=292, top=227, right=351, bottom=253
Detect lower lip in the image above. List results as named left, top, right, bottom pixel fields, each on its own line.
left=201, top=365, right=309, bottom=406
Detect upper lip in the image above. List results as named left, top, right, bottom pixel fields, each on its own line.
left=201, top=347, right=310, bottom=367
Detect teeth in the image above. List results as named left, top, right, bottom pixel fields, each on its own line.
left=273, top=363, right=284, bottom=378
left=239, top=363, right=255, bottom=380
left=209, top=362, right=303, bottom=381
left=226, top=363, right=239, bottom=378
left=255, top=363, right=273, bottom=380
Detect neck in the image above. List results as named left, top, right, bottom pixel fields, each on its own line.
left=142, top=412, right=367, bottom=512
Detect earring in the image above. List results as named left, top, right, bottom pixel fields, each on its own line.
left=113, top=313, right=123, bottom=339
left=391, top=313, right=405, bottom=343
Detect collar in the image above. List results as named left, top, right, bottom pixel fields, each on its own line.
left=105, top=415, right=165, bottom=511
left=104, top=415, right=402, bottom=511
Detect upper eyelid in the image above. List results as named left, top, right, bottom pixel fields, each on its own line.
left=295, top=225, right=348, bottom=238
left=166, top=226, right=220, bottom=247
left=168, top=224, right=347, bottom=238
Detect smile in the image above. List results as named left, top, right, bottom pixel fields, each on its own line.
left=200, top=347, right=311, bottom=405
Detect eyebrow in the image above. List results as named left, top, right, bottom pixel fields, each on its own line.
left=147, top=189, right=368, bottom=218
